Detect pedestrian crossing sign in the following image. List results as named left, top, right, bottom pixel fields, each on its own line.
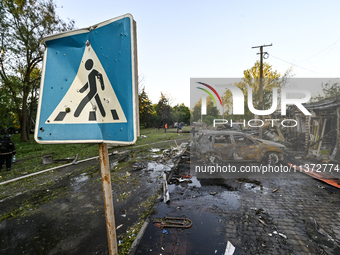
left=35, top=14, right=138, bottom=144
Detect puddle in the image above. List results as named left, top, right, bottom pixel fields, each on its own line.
left=219, top=191, right=241, bottom=209
left=188, top=176, right=201, bottom=188
left=71, top=173, right=90, bottom=192
left=147, top=162, right=173, bottom=171
left=145, top=161, right=174, bottom=178
left=136, top=194, right=236, bottom=254
left=168, top=184, right=176, bottom=193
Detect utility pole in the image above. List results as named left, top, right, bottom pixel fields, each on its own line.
left=251, top=43, right=272, bottom=139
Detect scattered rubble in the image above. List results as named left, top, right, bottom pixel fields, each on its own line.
left=224, top=241, right=236, bottom=255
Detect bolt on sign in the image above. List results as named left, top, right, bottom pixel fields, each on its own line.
left=35, top=14, right=138, bottom=144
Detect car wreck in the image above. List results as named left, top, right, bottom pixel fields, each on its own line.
left=192, top=131, right=285, bottom=164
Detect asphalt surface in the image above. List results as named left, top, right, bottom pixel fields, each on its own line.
left=134, top=148, right=340, bottom=255
left=1, top=139, right=340, bottom=255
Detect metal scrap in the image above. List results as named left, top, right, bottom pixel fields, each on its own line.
left=258, top=218, right=268, bottom=226
left=163, top=173, right=170, bottom=203
left=224, top=241, right=235, bottom=255
left=313, top=218, right=340, bottom=248
left=273, top=231, right=287, bottom=239
left=153, top=217, right=192, bottom=229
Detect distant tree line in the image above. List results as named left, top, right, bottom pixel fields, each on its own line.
left=139, top=87, right=190, bottom=128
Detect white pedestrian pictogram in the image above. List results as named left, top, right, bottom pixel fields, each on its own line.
left=46, top=44, right=127, bottom=124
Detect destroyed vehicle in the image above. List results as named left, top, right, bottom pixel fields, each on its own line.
left=216, top=123, right=242, bottom=131
left=193, top=131, right=285, bottom=164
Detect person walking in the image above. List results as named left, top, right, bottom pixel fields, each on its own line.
left=0, top=135, right=16, bottom=171
left=74, top=59, right=105, bottom=118
left=165, top=123, right=168, bottom=133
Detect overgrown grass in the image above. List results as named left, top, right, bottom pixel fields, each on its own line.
left=118, top=192, right=160, bottom=255
left=135, top=127, right=190, bottom=146
left=0, top=128, right=190, bottom=183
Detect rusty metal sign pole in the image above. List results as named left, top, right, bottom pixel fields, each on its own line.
left=99, top=143, right=118, bottom=255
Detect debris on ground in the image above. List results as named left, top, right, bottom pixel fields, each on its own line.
left=273, top=231, right=287, bottom=239
left=179, top=173, right=192, bottom=178
left=312, top=218, right=340, bottom=248
left=288, top=163, right=340, bottom=189
left=258, top=218, right=268, bottom=226
left=41, top=154, right=79, bottom=165
left=163, top=173, right=170, bottom=203
left=132, top=162, right=147, bottom=171
left=41, top=155, right=53, bottom=165
left=153, top=217, right=192, bottom=229
left=224, top=241, right=236, bottom=255
left=255, top=208, right=267, bottom=215
left=176, top=177, right=192, bottom=183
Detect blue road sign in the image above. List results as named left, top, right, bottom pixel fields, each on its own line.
left=35, top=14, right=138, bottom=144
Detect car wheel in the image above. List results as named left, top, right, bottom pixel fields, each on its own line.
left=266, top=152, right=279, bottom=165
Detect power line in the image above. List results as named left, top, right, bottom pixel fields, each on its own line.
left=270, top=54, right=327, bottom=76
left=302, top=35, right=340, bottom=63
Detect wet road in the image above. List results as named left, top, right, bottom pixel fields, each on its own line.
left=0, top=142, right=187, bottom=255
left=1, top=141, right=340, bottom=255
left=134, top=149, right=340, bottom=255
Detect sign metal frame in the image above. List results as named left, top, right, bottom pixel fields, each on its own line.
left=35, top=14, right=138, bottom=145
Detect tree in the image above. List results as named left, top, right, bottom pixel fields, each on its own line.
left=321, top=81, right=340, bottom=98
left=152, top=104, right=159, bottom=127
left=156, top=92, right=171, bottom=128
left=0, top=0, right=75, bottom=141
left=139, top=87, right=154, bottom=128
left=311, top=81, right=340, bottom=102
left=223, top=61, right=290, bottom=119
left=171, top=103, right=190, bottom=125
left=191, top=97, right=219, bottom=125
left=0, top=75, right=17, bottom=132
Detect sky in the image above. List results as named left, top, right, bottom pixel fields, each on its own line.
left=54, top=0, right=340, bottom=108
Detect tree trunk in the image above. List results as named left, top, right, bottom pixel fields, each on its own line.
left=20, top=94, right=29, bottom=142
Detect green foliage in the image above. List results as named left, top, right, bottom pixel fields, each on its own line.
left=311, top=81, right=340, bottom=102
left=134, top=127, right=190, bottom=146
left=171, top=103, right=190, bottom=124
left=139, top=87, right=154, bottom=127
left=156, top=92, right=171, bottom=127
left=191, top=97, right=219, bottom=123
left=0, top=0, right=75, bottom=141
left=0, top=75, right=20, bottom=131
left=321, top=81, right=340, bottom=98
left=223, top=61, right=289, bottom=119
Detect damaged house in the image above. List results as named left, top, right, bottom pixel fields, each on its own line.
left=287, top=96, right=340, bottom=161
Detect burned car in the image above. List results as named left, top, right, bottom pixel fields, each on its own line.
left=192, top=131, right=285, bottom=165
